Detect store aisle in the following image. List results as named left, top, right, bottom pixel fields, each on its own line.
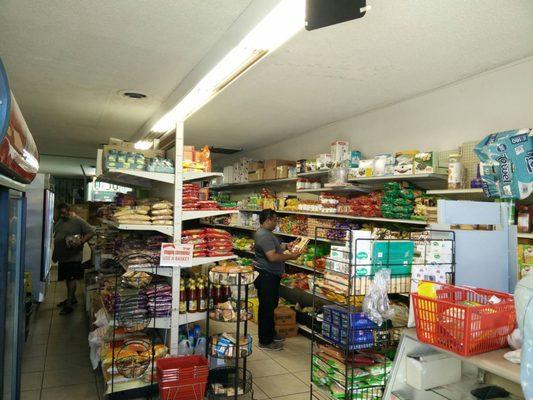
left=21, top=279, right=100, bottom=400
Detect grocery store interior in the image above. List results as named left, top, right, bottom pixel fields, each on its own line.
left=0, top=1, right=532, bottom=400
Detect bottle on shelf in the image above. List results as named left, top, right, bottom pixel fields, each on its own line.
left=187, top=279, right=198, bottom=313
left=179, top=283, right=187, bottom=313
left=448, top=153, right=465, bottom=189
left=198, top=280, right=207, bottom=312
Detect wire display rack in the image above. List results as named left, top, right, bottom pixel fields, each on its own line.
left=308, top=226, right=456, bottom=400
left=205, top=270, right=254, bottom=399
left=104, top=253, right=168, bottom=400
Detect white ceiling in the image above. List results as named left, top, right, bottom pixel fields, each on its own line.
left=2, top=0, right=533, bottom=161
left=185, top=0, right=533, bottom=151
left=0, top=0, right=253, bottom=157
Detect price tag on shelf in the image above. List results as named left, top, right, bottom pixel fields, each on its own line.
left=160, top=243, right=193, bottom=267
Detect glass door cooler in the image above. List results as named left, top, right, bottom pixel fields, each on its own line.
left=0, top=58, right=39, bottom=399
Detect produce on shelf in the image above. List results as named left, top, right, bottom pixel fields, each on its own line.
left=232, top=236, right=254, bottom=251
left=281, top=273, right=311, bottom=290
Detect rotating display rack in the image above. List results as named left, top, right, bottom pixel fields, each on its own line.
left=205, top=269, right=256, bottom=399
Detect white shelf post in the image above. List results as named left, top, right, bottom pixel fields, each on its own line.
left=170, top=120, right=185, bottom=355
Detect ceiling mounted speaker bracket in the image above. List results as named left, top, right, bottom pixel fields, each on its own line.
left=305, top=0, right=368, bottom=31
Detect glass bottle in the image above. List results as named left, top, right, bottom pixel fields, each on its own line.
left=197, top=281, right=207, bottom=312
left=179, top=283, right=187, bottom=313
left=187, top=279, right=198, bottom=313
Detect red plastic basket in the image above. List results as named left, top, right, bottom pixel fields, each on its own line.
left=412, top=282, right=516, bottom=356
left=157, top=356, right=209, bottom=400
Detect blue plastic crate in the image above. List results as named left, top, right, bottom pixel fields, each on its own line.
left=323, top=306, right=376, bottom=330
left=321, top=321, right=374, bottom=350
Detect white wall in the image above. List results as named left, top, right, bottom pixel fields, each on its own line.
left=235, top=57, right=533, bottom=161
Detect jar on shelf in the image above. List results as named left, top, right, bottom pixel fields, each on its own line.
left=448, top=153, right=465, bottom=189
left=312, top=180, right=321, bottom=189
left=296, top=178, right=306, bottom=191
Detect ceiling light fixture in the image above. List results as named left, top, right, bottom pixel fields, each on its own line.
left=151, top=0, right=305, bottom=134
left=134, top=140, right=153, bottom=150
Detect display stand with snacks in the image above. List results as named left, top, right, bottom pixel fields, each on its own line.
left=205, top=261, right=257, bottom=399
left=92, top=137, right=238, bottom=399
left=307, top=225, right=456, bottom=400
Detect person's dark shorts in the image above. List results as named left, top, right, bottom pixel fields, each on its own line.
left=58, top=261, right=83, bottom=281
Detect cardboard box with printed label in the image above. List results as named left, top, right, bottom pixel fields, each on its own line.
left=248, top=169, right=264, bottom=182
left=264, top=160, right=296, bottom=180
left=274, top=306, right=296, bottom=326
left=248, top=161, right=264, bottom=172
left=275, top=324, right=298, bottom=338
left=276, top=165, right=290, bottom=179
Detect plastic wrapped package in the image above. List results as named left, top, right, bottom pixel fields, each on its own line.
left=362, top=269, right=394, bottom=326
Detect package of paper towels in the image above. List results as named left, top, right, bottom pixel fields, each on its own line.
left=474, top=128, right=532, bottom=199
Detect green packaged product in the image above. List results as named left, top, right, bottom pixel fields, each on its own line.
left=364, top=360, right=392, bottom=376
left=383, top=182, right=402, bottom=191
left=312, top=365, right=331, bottom=387
left=330, top=368, right=369, bottom=385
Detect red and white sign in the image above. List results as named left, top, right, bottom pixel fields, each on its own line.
left=160, top=243, right=193, bottom=267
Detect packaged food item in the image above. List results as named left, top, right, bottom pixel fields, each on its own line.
left=317, top=153, right=333, bottom=170
left=349, top=151, right=362, bottom=168
left=356, top=159, right=374, bottom=177
left=373, top=154, right=394, bottom=176
left=447, top=153, right=465, bottom=189
left=517, top=205, right=531, bottom=233
left=414, top=152, right=435, bottom=174
left=474, top=128, right=532, bottom=199
left=394, top=150, right=418, bottom=175
left=331, top=140, right=350, bottom=167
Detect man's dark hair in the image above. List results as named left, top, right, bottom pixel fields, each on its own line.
left=57, top=203, right=71, bottom=212
left=259, top=209, right=277, bottom=224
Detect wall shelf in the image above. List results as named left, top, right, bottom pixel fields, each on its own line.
left=98, top=168, right=174, bottom=187
left=348, top=173, right=447, bottom=190
left=183, top=171, right=223, bottom=182
left=101, top=219, right=173, bottom=236
left=211, top=177, right=297, bottom=190
left=182, top=209, right=239, bottom=221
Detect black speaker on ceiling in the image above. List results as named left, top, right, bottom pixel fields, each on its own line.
left=306, top=0, right=367, bottom=31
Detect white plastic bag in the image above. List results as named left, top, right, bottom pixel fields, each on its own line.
left=363, top=269, right=394, bottom=326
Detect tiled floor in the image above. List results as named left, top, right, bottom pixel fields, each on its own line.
left=21, top=280, right=101, bottom=400
left=22, top=280, right=312, bottom=400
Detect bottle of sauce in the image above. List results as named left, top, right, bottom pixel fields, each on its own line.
left=197, top=281, right=207, bottom=312
left=179, top=283, right=187, bottom=313
left=210, top=284, right=220, bottom=310
left=187, top=279, right=198, bottom=313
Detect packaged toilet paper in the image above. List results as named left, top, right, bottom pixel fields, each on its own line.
left=474, top=128, right=532, bottom=199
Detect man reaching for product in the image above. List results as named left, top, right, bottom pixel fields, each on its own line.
left=253, top=209, right=304, bottom=351
left=52, top=203, right=95, bottom=315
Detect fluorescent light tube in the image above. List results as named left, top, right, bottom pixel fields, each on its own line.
left=151, top=0, right=305, bottom=134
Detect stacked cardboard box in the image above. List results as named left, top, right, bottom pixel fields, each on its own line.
left=247, top=161, right=264, bottom=182
left=274, top=306, right=298, bottom=338
left=264, top=159, right=296, bottom=180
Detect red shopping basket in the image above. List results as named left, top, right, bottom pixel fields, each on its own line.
left=157, top=356, right=209, bottom=400
left=412, top=282, right=516, bottom=356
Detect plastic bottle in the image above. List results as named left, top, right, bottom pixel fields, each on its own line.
left=178, top=337, right=191, bottom=356
left=448, top=153, right=465, bottom=189
left=194, top=336, right=206, bottom=355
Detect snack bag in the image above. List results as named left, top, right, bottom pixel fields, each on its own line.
left=474, top=128, right=532, bottom=199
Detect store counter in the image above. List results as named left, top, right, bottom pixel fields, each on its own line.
left=384, top=328, right=523, bottom=400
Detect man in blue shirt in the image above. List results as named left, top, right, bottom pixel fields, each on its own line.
left=254, top=209, right=303, bottom=351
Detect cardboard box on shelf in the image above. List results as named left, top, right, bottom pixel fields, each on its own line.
left=276, top=165, right=290, bottom=179
left=248, top=161, right=264, bottom=172
left=274, top=306, right=296, bottom=326
left=248, top=169, right=265, bottom=182
left=183, top=145, right=195, bottom=162
left=102, top=145, right=164, bottom=160
left=275, top=324, right=298, bottom=338
left=264, top=159, right=295, bottom=180
left=223, top=166, right=235, bottom=184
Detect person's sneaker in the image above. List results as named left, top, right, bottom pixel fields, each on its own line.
left=59, top=306, right=74, bottom=315
left=57, top=298, right=78, bottom=308
left=273, top=335, right=285, bottom=343
left=258, top=342, right=283, bottom=351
